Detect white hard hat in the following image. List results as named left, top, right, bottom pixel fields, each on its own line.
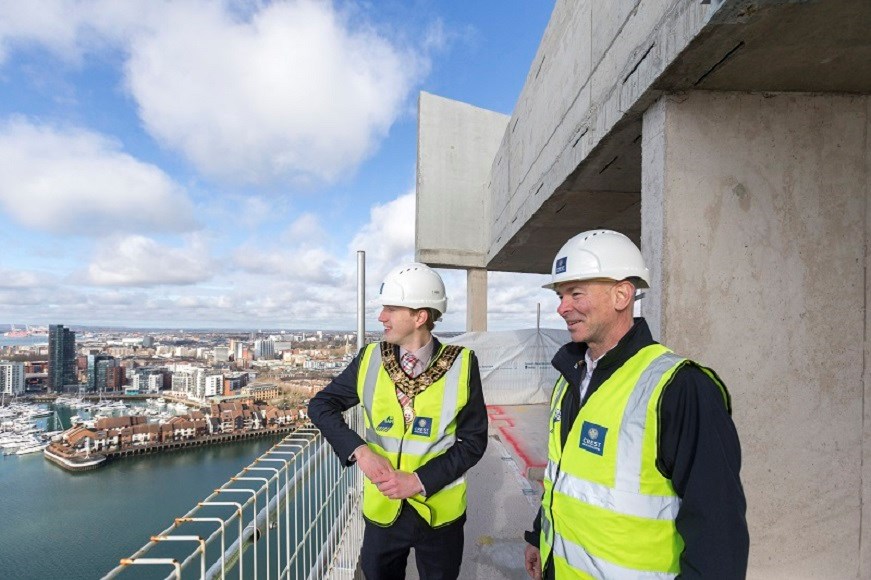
left=379, top=262, right=448, bottom=317
left=543, top=230, right=650, bottom=290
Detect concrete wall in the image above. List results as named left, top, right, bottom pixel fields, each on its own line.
left=487, top=0, right=718, bottom=263
left=416, top=92, right=509, bottom=268
left=641, top=91, right=871, bottom=578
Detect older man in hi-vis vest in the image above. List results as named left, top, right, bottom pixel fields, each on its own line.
left=524, top=230, right=748, bottom=579
left=309, top=263, right=487, bottom=580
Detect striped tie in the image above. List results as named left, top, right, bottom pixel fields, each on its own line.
left=400, top=352, right=418, bottom=377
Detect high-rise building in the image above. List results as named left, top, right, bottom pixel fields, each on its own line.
left=87, top=354, right=117, bottom=392
left=254, top=339, right=275, bottom=360
left=48, top=324, right=77, bottom=392
left=171, top=366, right=204, bottom=398
left=0, top=361, right=25, bottom=395
left=205, top=374, right=224, bottom=397
left=105, top=364, right=124, bottom=391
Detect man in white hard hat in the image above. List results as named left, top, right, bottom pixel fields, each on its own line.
left=523, top=230, right=748, bottom=580
left=309, top=262, right=487, bottom=580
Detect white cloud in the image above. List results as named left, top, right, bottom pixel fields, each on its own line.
left=489, top=271, right=565, bottom=329
left=233, top=243, right=341, bottom=286
left=0, top=119, right=197, bottom=235
left=282, top=213, right=326, bottom=244
left=0, top=1, right=428, bottom=186
left=125, top=0, right=424, bottom=184
left=86, top=234, right=213, bottom=286
left=0, top=268, right=51, bottom=289
left=348, top=191, right=416, bottom=282
left=0, top=1, right=94, bottom=65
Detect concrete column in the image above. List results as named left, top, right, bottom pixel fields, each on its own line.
left=641, top=92, right=870, bottom=578
left=466, top=268, right=488, bottom=332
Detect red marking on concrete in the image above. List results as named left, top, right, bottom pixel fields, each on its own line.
left=498, top=425, right=546, bottom=472
left=487, top=405, right=514, bottom=426
left=487, top=405, right=546, bottom=472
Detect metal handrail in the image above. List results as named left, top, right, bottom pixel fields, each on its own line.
left=103, top=410, right=364, bottom=580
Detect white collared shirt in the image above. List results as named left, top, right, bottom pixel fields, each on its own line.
left=579, top=348, right=603, bottom=403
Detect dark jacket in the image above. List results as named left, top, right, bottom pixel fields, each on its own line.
left=307, top=337, right=488, bottom=498
left=526, top=318, right=749, bottom=579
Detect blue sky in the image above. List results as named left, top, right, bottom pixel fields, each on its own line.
left=0, top=0, right=562, bottom=331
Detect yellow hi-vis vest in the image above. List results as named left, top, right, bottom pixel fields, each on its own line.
left=540, top=344, right=730, bottom=579
left=356, top=342, right=472, bottom=527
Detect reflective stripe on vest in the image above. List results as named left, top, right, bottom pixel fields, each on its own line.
left=548, top=352, right=683, bottom=521
left=361, top=345, right=463, bottom=455
left=551, top=533, right=678, bottom=580
left=541, top=345, right=702, bottom=578
left=357, top=342, right=470, bottom=527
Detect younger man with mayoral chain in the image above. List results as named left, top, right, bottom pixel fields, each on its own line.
left=309, top=263, right=488, bottom=580
left=524, top=230, right=749, bottom=579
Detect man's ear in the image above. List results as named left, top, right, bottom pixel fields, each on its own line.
left=612, top=280, right=635, bottom=312
left=414, top=308, right=429, bottom=330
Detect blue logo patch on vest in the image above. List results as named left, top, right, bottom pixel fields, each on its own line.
left=412, top=417, right=433, bottom=436
left=376, top=416, right=394, bottom=432
left=580, top=421, right=607, bottom=456
left=555, top=257, right=567, bottom=274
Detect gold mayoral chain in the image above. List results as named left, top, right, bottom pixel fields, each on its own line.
left=380, top=342, right=464, bottom=398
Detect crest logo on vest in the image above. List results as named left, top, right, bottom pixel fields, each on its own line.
left=580, top=421, right=607, bottom=456
left=376, top=416, right=394, bottom=432
left=412, top=416, right=433, bottom=436
left=555, top=256, right=567, bottom=274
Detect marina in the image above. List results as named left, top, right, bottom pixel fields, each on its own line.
left=0, top=429, right=286, bottom=578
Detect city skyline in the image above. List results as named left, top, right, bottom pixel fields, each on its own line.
left=0, top=1, right=565, bottom=332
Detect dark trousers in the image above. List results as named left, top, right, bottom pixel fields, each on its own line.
left=360, top=502, right=465, bottom=580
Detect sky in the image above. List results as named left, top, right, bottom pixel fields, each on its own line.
left=0, top=0, right=564, bottom=332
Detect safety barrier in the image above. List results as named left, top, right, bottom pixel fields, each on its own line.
left=103, top=409, right=364, bottom=580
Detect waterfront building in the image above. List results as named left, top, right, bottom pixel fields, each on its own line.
left=0, top=361, right=25, bottom=395
left=171, top=366, right=205, bottom=398
left=48, top=324, right=76, bottom=392
left=241, top=384, right=279, bottom=400
left=222, top=372, right=249, bottom=396
left=132, top=367, right=165, bottom=393
left=86, top=354, right=118, bottom=392
left=105, top=365, right=124, bottom=391
left=204, top=374, right=223, bottom=398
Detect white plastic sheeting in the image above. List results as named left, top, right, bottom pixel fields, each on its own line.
left=439, top=328, right=570, bottom=405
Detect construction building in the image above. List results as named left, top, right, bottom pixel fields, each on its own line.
left=417, top=1, right=871, bottom=577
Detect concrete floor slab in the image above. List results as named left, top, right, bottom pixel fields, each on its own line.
left=405, top=404, right=550, bottom=579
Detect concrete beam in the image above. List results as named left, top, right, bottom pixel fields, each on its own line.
left=433, top=0, right=871, bottom=274
left=416, top=92, right=509, bottom=269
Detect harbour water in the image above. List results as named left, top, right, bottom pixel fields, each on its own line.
left=0, top=334, right=48, bottom=347
left=0, top=405, right=285, bottom=578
